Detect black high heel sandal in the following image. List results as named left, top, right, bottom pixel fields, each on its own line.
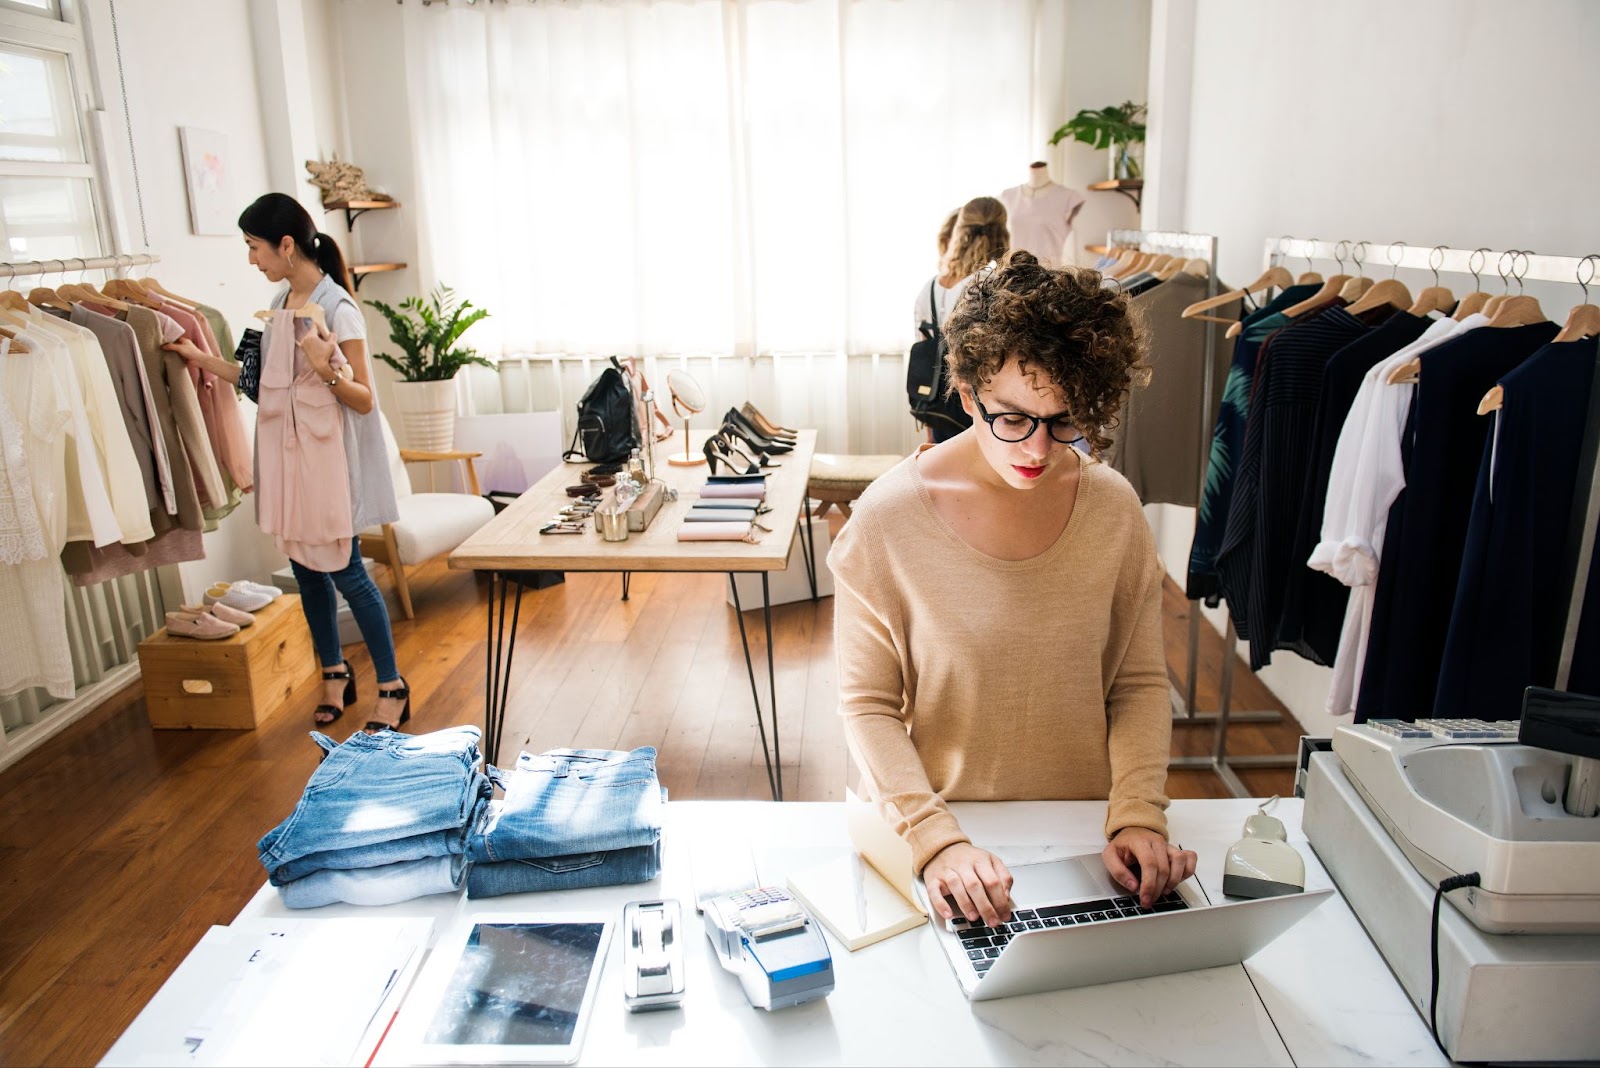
left=719, top=423, right=784, bottom=467
left=724, top=408, right=794, bottom=453
left=314, top=659, right=356, bottom=725
left=704, top=434, right=761, bottom=476
left=715, top=429, right=781, bottom=471
left=364, top=677, right=412, bottom=733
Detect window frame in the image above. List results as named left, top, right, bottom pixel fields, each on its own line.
left=0, top=0, right=112, bottom=266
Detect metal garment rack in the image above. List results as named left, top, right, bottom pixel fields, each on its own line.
left=1245, top=237, right=1600, bottom=796
left=1, top=253, right=161, bottom=277
left=1104, top=229, right=1285, bottom=796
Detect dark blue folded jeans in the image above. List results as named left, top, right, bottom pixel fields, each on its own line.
left=258, top=726, right=487, bottom=884
left=468, top=747, right=663, bottom=863
left=466, top=839, right=661, bottom=899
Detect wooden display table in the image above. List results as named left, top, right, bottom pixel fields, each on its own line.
left=137, top=595, right=316, bottom=730
left=450, top=429, right=820, bottom=793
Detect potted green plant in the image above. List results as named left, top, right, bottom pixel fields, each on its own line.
left=367, top=285, right=493, bottom=450
left=1049, top=100, right=1147, bottom=181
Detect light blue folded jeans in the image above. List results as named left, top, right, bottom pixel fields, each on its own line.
left=468, top=747, right=663, bottom=863
left=258, top=726, right=487, bottom=884
left=467, top=839, right=661, bottom=899
left=280, top=853, right=468, bottom=909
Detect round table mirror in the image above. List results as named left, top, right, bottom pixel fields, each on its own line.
left=666, top=370, right=707, bottom=466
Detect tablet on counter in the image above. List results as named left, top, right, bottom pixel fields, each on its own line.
left=392, top=911, right=613, bottom=1065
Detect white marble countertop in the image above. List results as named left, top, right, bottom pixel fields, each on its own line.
left=125, top=799, right=1450, bottom=1067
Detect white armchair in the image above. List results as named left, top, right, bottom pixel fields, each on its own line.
left=359, top=412, right=496, bottom=619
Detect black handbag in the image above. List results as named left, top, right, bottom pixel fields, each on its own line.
left=906, top=280, right=972, bottom=437
left=563, top=356, right=641, bottom=465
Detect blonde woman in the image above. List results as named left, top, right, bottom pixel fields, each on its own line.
left=912, top=197, right=1009, bottom=442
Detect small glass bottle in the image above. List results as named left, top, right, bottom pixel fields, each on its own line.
left=627, top=447, right=646, bottom=487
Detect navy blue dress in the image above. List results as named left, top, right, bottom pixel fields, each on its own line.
left=1435, top=338, right=1600, bottom=717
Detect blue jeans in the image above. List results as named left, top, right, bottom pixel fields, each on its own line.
left=258, top=726, right=488, bottom=884
left=467, top=840, right=660, bottom=899
left=290, top=537, right=399, bottom=682
left=469, top=747, right=663, bottom=863
left=280, top=853, right=467, bottom=909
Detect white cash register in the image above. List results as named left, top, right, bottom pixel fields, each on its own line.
left=1303, top=688, right=1600, bottom=1063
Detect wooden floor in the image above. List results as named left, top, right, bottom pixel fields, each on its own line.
left=0, top=531, right=1307, bottom=1066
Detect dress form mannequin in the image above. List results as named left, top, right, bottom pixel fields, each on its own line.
left=999, top=162, right=1085, bottom=267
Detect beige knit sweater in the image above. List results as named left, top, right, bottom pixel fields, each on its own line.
left=829, top=447, right=1172, bottom=873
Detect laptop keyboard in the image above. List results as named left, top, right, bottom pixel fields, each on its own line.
left=952, top=891, right=1189, bottom=975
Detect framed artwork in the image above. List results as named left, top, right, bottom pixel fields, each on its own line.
left=178, top=127, right=234, bottom=236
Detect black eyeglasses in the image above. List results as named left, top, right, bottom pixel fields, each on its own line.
left=972, top=393, right=1084, bottom=445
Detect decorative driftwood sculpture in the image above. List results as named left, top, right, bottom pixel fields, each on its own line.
left=304, top=157, right=395, bottom=205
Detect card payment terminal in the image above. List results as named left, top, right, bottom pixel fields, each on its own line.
left=701, top=886, right=835, bottom=1010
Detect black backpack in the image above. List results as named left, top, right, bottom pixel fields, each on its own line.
left=563, top=356, right=640, bottom=465
left=906, top=280, right=973, bottom=438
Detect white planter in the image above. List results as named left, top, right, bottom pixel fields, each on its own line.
left=390, top=378, right=460, bottom=452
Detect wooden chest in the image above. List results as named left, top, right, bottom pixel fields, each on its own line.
left=138, top=594, right=316, bottom=729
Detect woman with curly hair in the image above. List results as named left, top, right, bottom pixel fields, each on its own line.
left=912, top=197, right=1011, bottom=442
left=834, top=249, right=1194, bottom=928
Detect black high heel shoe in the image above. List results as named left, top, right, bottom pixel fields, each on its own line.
left=720, top=421, right=787, bottom=465
left=716, top=428, right=781, bottom=470
left=364, top=677, right=412, bottom=733
left=723, top=408, right=794, bottom=454
left=314, top=659, right=356, bottom=725
left=704, top=434, right=761, bottom=475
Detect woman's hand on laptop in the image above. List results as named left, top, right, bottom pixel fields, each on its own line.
left=923, top=842, right=1015, bottom=928
left=1102, top=829, right=1198, bottom=909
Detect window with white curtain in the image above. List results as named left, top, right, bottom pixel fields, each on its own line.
left=402, top=0, right=1043, bottom=363
left=0, top=3, right=104, bottom=268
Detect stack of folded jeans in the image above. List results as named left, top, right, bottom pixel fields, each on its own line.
left=258, top=726, right=493, bottom=909
left=467, top=746, right=664, bottom=899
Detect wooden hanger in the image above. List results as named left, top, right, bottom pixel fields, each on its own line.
left=1184, top=263, right=1292, bottom=325
left=1453, top=291, right=1491, bottom=320
left=1449, top=247, right=1493, bottom=321
left=0, top=289, right=29, bottom=312
left=138, top=276, right=198, bottom=309
left=1345, top=278, right=1413, bottom=316
left=1553, top=274, right=1600, bottom=343
left=103, top=277, right=167, bottom=308
left=1296, top=270, right=1324, bottom=285
left=62, top=281, right=132, bottom=311
left=1386, top=357, right=1421, bottom=386
left=1407, top=284, right=1455, bottom=316
left=0, top=325, right=32, bottom=354
left=1404, top=248, right=1454, bottom=317
left=1279, top=272, right=1352, bottom=319
left=26, top=285, right=70, bottom=312
left=254, top=304, right=328, bottom=330
left=1485, top=294, right=1546, bottom=327
left=1348, top=243, right=1415, bottom=315
left=1339, top=276, right=1374, bottom=301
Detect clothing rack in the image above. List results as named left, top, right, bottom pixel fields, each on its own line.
left=1, top=253, right=161, bottom=279
left=1260, top=237, right=1600, bottom=779
left=1105, top=229, right=1284, bottom=798
left=0, top=246, right=175, bottom=777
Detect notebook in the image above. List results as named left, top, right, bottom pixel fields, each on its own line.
left=782, top=795, right=926, bottom=951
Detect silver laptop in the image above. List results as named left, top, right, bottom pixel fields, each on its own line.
left=919, top=854, right=1332, bottom=1001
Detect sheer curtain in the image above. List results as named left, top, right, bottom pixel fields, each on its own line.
left=402, top=0, right=1042, bottom=368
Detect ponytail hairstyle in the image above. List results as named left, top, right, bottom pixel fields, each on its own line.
left=942, top=195, right=1009, bottom=282
left=237, top=192, right=352, bottom=292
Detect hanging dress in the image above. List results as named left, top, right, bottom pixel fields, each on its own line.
left=255, top=310, right=354, bottom=571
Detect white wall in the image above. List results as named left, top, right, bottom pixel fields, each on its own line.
left=82, top=0, right=350, bottom=600
left=1144, top=0, right=1600, bottom=737
left=1044, top=0, right=1151, bottom=263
